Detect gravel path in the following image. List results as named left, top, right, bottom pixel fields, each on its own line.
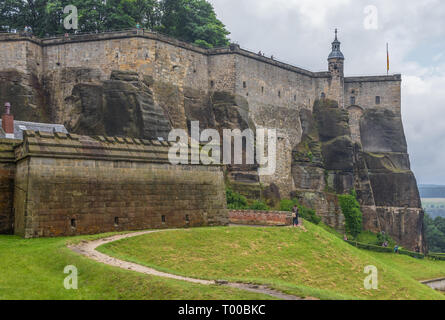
left=68, top=229, right=311, bottom=300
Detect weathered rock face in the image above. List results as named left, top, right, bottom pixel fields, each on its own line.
left=0, top=70, right=50, bottom=122
left=289, top=99, right=425, bottom=251
left=62, top=70, right=172, bottom=139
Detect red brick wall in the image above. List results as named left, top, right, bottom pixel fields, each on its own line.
left=228, top=210, right=292, bottom=226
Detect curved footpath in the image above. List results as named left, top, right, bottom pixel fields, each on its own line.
left=69, top=229, right=312, bottom=300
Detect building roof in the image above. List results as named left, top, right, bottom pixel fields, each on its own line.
left=0, top=120, right=68, bottom=140
left=328, top=29, right=345, bottom=60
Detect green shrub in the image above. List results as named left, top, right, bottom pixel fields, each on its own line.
left=279, top=198, right=321, bottom=225
left=338, top=190, right=363, bottom=239
left=249, top=200, right=270, bottom=211
left=279, top=199, right=297, bottom=212
left=345, top=240, right=394, bottom=253
left=226, top=188, right=248, bottom=210
left=300, top=206, right=321, bottom=225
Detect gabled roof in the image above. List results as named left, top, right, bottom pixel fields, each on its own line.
left=0, top=120, right=68, bottom=140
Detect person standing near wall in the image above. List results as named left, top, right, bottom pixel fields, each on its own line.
left=292, top=205, right=299, bottom=227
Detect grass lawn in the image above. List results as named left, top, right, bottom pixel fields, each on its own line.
left=367, top=251, right=445, bottom=281
left=98, top=224, right=445, bottom=300
left=0, top=234, right=272, bottom=300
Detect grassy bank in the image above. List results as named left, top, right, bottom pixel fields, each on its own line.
left=0, top=234, right=272, bottom=300
left=99, top=225, right=445, bottom=300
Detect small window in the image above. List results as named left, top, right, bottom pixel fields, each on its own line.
left=161, top=215, right=166, bottom=223
left=185, top=215, right=190, bottom=222
left=70, top=218, right=77, bottom=228
left=243, top=81, right=247, bottom=89
left=210, top=80, right=214, bottom=88
left=351, top=89, right=355, bottom=94
left=350, top=96, right=356, bottom=105
left=278, top=91, right=281, bottom=98
left=261, top=87, right=264, bottom=94
left=376, top=96, right=381, bottom=104
left=114, top=217, right=119, bottom=227
left=294, top=95, right=297, bottom=101
left=320, top=92, right=326, bottom=99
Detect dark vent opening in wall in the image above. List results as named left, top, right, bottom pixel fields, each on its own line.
left=376, top=96, right=381, bottom=104
left=278, top=91, right=281, bottom=98
left=186, top=215, right=190, bottom=222
left=70, top=218, right=76, bottom=228
left=162, top=215, right=166, bottom=223
left=243, top=81, right=247, bottom=88
left=114, top=217, right=119, bottom=227
left=261, top=87, right=264, bottom=94
left=210, top=80, right=214, bottom=88
left=350, top=96, right=356, bottom=105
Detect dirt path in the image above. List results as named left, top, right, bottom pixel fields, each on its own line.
left=68, top=229, right=310, bottom=300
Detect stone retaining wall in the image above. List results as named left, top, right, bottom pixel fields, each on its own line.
left=3, top=130, right=228, bottom=238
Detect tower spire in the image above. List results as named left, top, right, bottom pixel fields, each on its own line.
left=328, top=28, right=344, bottom=60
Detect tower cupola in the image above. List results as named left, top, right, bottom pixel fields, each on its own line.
left=328, top=29, right=344, bottom=60
left=328, top=29, right=344, bottom=77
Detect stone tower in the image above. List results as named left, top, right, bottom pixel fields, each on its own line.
left=327, top=29, right=345, bottom=108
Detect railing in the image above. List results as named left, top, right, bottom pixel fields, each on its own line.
left=345, top=240, right=425, bottom=259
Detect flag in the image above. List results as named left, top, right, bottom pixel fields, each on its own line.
left=387, top=43, right=390, bottom=75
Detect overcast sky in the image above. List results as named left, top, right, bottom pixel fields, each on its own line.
left=209, top=0, right=445, bottom=185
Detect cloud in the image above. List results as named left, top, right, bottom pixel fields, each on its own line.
left=210, top=0, right=445, bottom=184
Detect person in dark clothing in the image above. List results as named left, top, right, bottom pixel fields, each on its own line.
left=292, top=205, right=299, bottom=227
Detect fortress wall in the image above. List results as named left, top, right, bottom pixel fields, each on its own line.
left=233, top=53, right=315, bottom=112
left=344, top=76, right=401, bottom=113
left=208, top=54, right=236, bottom=92
left=13, top=131, right=228, bottom=238
left=43, top=35, right=209, bottom=88
left=0, top=140, right=20, bottom=234
left=0, top=39, right=29, bottom=73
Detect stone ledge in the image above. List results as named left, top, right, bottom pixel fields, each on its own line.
left=13, top=130, right=220, bottom=165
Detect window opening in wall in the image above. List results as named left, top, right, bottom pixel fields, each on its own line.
left=376, top=96, right=381, bottom=104
left=114, top=217, right=119, bottom=227
left=350, top=96, right=356, bottom=105
left=261, top=87, right=264, bottom=94
left=294, top=95, right=297, bottom=101
left=278, top=91, right=281, bottom=98
left=210, top=80, right=214, bottom=88
left=162, top=215, right=166, bottom=223
left=243, top=81, right=247, bottom=88
left=186, top=215, right=190, bottom=222
left=321, top=92, right=325, bottom=99
left=71, top=218, right=77, bottom=228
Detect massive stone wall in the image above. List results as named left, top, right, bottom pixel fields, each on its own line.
left=0, top=139, right=20, bottom=234
left=0, top=31, right=424, bottom=249
left=12, top=131, right=228, bottom=238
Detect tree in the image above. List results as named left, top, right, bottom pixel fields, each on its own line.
left=156, top=0, right=230, bottom=47
left=338, top=190, right=363, bottom=239
left=0, top=0, right=230, bottom=47
left=424, top=213, right=445, bottom=253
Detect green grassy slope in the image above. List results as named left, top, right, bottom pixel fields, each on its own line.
left=99, top=224, right=445, bottom=300
left=0, top=234, right=272, bottom=300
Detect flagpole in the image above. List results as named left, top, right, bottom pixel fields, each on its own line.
left=387, top=43, right=389, bottom=75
